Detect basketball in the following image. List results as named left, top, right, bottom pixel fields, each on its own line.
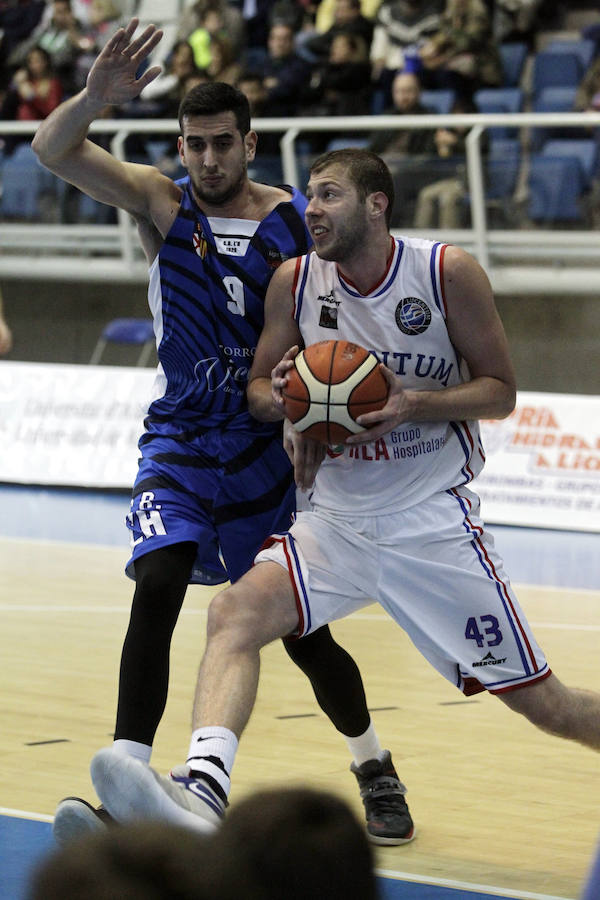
left=282, top=340, right=388, bottom=445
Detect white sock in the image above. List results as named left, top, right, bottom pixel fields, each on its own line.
left=344, top=722, right=386, bottom=767
left=186, top=727, right=239, bottom=802
left=112, top=739, right=152, bottom=763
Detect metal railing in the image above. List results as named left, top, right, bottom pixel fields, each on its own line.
left=1, top=111, right=599, bottom=294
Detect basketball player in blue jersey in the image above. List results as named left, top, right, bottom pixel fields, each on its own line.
left=90, top=148, right=600, bottom=840
left=32, top=23, right=413, bottom=846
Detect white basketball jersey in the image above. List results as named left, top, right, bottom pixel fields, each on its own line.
left=292, top=236, right=485, bottom=513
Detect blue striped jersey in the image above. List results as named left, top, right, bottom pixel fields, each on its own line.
left=143, top=178, right=311, bottom=440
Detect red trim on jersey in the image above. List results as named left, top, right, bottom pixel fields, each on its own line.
left=459, top=422, right=476, bottom=482
left=490, top=668, right=552, bottom=694
left=257, top=534, right=305, bottom=636
left=470, top=525, right=540, bottom=673
left=438, top=243, right=448, bottom=317
left=337, top=236, right=396, bottom=296
left=291, top=256, right=304, bottom=318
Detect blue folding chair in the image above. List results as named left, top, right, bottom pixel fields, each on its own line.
left=89, top=318, right=156, bottom=366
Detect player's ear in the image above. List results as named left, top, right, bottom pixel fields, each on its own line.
left=245, top=130, right=258, bottom=162
left=367, top=191, right=388, bottom=222
left=177, top=134, right=187, bottom=168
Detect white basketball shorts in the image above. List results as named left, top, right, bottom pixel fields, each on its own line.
left=255, top=486, right=550, bottom=695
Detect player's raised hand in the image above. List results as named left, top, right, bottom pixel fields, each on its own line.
left=283, top=418, right=325, bottom=491
left=271, top=345, right=299, bottom=411
left=86, top=18, right=163, bottom=106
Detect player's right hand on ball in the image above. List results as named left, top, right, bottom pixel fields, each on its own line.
left=271, top=345, right=299, bottom=411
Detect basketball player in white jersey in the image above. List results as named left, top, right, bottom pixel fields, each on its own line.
left=90, top=148, right=600, bottom=835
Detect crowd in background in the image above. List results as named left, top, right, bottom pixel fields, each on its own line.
left=0, top=0, right=599, bottom=228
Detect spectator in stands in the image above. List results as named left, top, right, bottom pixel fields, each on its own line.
left=302, top=31, right=372, bottom=150
left=72, top=0, right=124, bottom=90
left=0, top=287, right=13, bottom=356
left=206, top=35, right=243, bottom=86
left=299, top=0, right=374, bottom=64
left=0, top=0, right=45, bottom=72
left=261, top=22, right=311, bottom=116
left=138, top=41, right=206, bottom=118
left=575, top=57, right=600, bottom=114
left=236, top=69, right=282, bottom=153
left=305, top=32, right=371, bottom=116
left=368, top=69, right=436, bottom=157
left=370, top=0, right=444, bottom=106
left=491, top=0, right=545, bottom=47
left=7, top=0, right=88, bottom=94
left=314, top=0, right=382, bottom=36
left=412, top=95, right=483, bottom=227
left=419, top=0, right=502, bottom=99
left=0, top=45, right=63, bottom=153
left=176, top=0, right=245, bottom=61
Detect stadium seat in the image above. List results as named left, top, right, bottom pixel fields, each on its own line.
left=541, top=139, right=599, bottom=187
left=89, top=318, right=156, bottom=366
left=532, top=51, right=584, bottom=100
left=485, top=138, right=522, bottom=200
left=531, top=86, right=582, bottom=149
left=473, top=87, right=524, bottom=138
left=544, top=38, right=597, bottom=71
left=527, top=155, right=587, bottom=223
left=420, top=89, right=457, bottom=115
left=0, top=143, right=54, bottom=221
left=498, top=42, right=528, bottom=87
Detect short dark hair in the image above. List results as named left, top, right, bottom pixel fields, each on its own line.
left=178, top=81, right=251, bottom=135
left=310, top=148, right=395, bottom=226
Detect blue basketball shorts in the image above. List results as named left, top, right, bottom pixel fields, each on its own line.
left=126, top=430, right=295, bottom=584
left=256, top=486, right=550, bottom=696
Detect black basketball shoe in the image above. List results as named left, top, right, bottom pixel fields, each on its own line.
left=351, top=751, right=415, bottom=845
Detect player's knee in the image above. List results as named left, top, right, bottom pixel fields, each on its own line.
left=205, top=583, right=265, bottom=649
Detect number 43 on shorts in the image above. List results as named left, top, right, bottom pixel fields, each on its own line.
left=465, top=614, right=503, bottom=648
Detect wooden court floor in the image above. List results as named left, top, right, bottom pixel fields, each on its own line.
left=1, top=533, right=599, bottom=899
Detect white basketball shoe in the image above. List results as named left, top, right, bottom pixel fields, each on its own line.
left=90, top=746, right=224, bottom=834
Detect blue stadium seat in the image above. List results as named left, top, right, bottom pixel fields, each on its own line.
left=473, top=87, right=524, bottom=138
left=527, top=155, right=587, bottom=222
left=498, top=42, right=528, bottom=87
left=89, top=318, right=156, bottom=366
left=532, top=51, right=584, bottom=100
left=0, top=144, right=48, bottom=220
left=420, top=89, right=457, bottom=115
left=544, top=38, right=597, bottom=71
left=486, top=138, right=521, bottom=200
left=531, top=86, right=582, bottom=149
left=541, top=139, right=599, bottom=187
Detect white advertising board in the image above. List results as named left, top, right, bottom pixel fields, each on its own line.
left=476, top=392, right=600, bottom=532
left=0, top=361, right=154, bottom=488
left=1, top=363, right=599, bottom=532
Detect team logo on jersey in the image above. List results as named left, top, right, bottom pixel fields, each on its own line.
left=318, top=291, right=340, bottom=329
left=193, top=225, right=208, bottom=259
left=395, top=297, right=432, bottom=335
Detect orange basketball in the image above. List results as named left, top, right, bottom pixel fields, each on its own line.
left=282, top=340, right=388, bottom=445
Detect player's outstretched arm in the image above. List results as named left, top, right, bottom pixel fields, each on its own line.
left=31, top=19, right=174, bottom=222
